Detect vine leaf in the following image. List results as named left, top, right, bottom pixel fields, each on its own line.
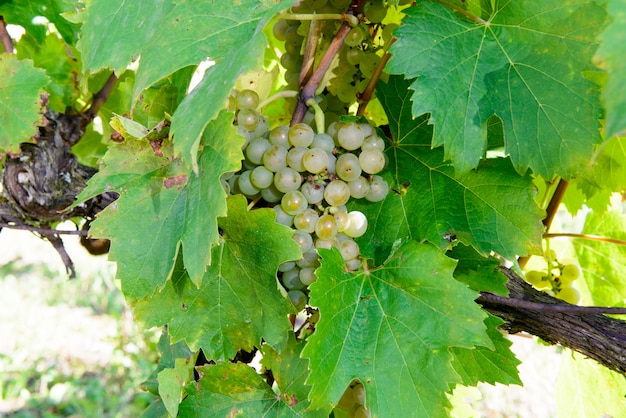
left=388, top=1, right=606, bottom=178
left=451, top=314, right=522, bottom=386
left=133, top=195, right=300, bottom=361
left=77, top=110, right=242, bottom=299
left=302, top=243, right=491, bottom=416
left=261, top=335, right=325, bottom=416
left=0, top=55, right=49, bottom=152
left=356, top=76, right=544, bottom=265
left=595, top=0, right=626, bottom=137
left=179, top=362, right=315, bottom=417
left=140, top=0, right=292, bottom=172
left=157, top=353, right=198, bottom=418
left=76, top=0, right=174, bottom=74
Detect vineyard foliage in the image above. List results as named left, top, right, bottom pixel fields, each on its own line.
left=1, top=0, right=626, bottom=416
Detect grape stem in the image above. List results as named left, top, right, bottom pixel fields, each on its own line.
left=356, top=38, right=396, bottom=116
left=518, top=178, right=568, bottom=269
left=306, top=98, right=325, bottom=133
left=544, top=233, right=626, bottom=247
left=257, top=90, right=299, bottom=110
left=281, top=13, right=359, bottom=27
left=435, top=0, right=489, bottom=26
left=292, top=21, right=353, bottom=125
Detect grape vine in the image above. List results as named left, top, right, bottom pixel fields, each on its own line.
left=1, top=0, right=626, bottom=417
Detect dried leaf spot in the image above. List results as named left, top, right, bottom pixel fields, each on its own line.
left=164, top=174, right=188, bottom=189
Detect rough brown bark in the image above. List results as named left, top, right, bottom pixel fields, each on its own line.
left=479, top=267, right=626, bottom=375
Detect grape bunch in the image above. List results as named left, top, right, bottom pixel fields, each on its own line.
left=524, top=250, right=582, bottom=304
left=337, top=381, right=371, bottom=418
left=229, top=89, right=389, bottom=310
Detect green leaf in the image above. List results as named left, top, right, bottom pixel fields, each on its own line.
left=451, top=315, right=521, bottom=386
left=302, top=243, right=490, bottom=416
left=165, top=0, right=292, bottom=172
left=79, top=110, right=242, bottom=298
left=179, top=363, right=313, bottom=417
left=449, top=244, right=509, bottom=296
left=0, top=55, right=49, bottom=152
left=158, top=354, right=198, bottom=417
left=76, top=0, right=175, bottom=74
left=590, top=135, right=626, bottom=193
left=262, top=335, right=322, bottom=413
left=388, top=1, right=605, bottom=178
left=595, top=0, right=626, bottom=137
left=133, top=195, right=300, bottom=361
left=360, top=76, right=544, bottom=264
left=15, top=32, right=82, bottom=111
left=0, top=0, right=80, bottom=44
left=574, top=207, right=626, bottom=307
left=556, top=350, right=626, bottom=418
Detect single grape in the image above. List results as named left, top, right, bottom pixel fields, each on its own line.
left=273, top=205, right=294, bottom=226
left=345, top=25, right=366, bottom=47
left=337, top=122, right=365, bottom=150
left=324, top=180, right=351, bottom=207
left=359, top=148, right=385, bottom=174
left=262, top=145, right=288, bottom=172
left=362, top=134, right=385, bottom=151
left=253, top=114, right=269, bottom=138
left=301, top=181, right=325, bottom=204
left=289, top=123, right=315, bottom=147
left=299, top=267, right=317, bottom=286
left=282, top=190, right=308, bottom=215
left=363, top=0, right=387, bottom=23
left=297, top=250, right=320, bottom=268
left=278, top=261, right=296, bottom=272
left=315, top=214, right=338, bottom=240
left=345, top=257, right=362, bottom=271
left=250, top=166, right=273, bottom=189
left=525, top=270, right=551, bottom=290
left=237, top=108, right=260, bottom=132
left=561, top=264, right=580, bottom=283
left=274, top=167, right=302, bottom=193
left=288, top=289, right=308, bottom=310
left=285, top=25, right=303, bottom=47
left=349, top=176, right=370, bottom=199
left=261, top=184, right=283, bottom=203
left=287, top=146, right=308, bottom=172
left=344, top=211, right=367, bottom=238
left=302, top=148, right=329, bottom=174
left=315, top=238, right=340, bottom=250
left=359, top=52, right=381, bottom=78
left=365, top=175, right=389, bottom=202
left=294, top=208, right=320, bottom=233
left=283, top=267, right=305, bottom=290
left=280, top=53, right=302, bottom=72
left=293, top=230, right=313, bottom=253
left=236, top=89, right=259, bottom=110
left=336, top=153, right=362, bottom=181
left=333, top=209, right=350, bottom=232
left=237, top=170, right=260, bottom=196
left=245, top=137, right=270, bottom=165
left=339, top=239, right=360, bottom=261
left=557, top=287, right=581, bottom=304
left=346, top=47, right=364, bottom=66
left=269, top=125, right=290, bottom=148
left=273, top=19, right=289, bottom=41
left=311, top=133, right=335, bottom=153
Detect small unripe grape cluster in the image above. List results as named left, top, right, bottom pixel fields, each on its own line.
left=228, top=89, right=389, bottom=310
left=337, top=381, right=370, bottom=418
left=524, top=250, right=581, bottom=304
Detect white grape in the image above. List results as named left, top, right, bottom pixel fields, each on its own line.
left=287, top=146, right=308, bottom=172
left=269, top=125, right=290, bottom=148
left=336, top=153, right=362, bottom=181
left=273, top=205, right=294, bottom=226
left=250, top=166, right=273, bottom=189
left=366, top=175, right=389, bottom=202
left=315, top=214, right=338, bottom=240
left=245, top=137, right=270, bottom=165
left=281, top=190, right=308, bottom=215
left=262, top=145, right=288, bottom=172
left=348, top=176, right=370, bottom=199
left=260, top=184, right=283, bottom=203
left=337, top=122, right=365, bottom=150
left=359, top=148, right=385, bottom=174
left=299, top=267, right=317, bottom=286
left=237, top=170, right=260, bottom=196
left=344, top=211, right=367, bottom=238
left=288, top=123, right=315, bottom=147
left=302, top=148, right=329, bottom=174
left=311, top=133, right=335, bottom=153
left=293, top=230, right=313, bottom=253
left=293, top=208, right=319, bottom=233
left=300, top=181, right=325, bottom=204
left=283, top=267, right=305, bottom=290
left=274, top=167, right=302, bottom=193
left=324, top=180, right=351, bottom=207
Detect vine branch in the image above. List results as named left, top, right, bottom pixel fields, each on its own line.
left=544, top=232, right=626, bottom=246
left=0, top=16, right=13, bottom=53
left=0, top=222, right=88, bottom=236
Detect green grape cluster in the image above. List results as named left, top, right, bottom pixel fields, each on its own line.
left=524, top=251, right=581, bottom=304
left=229, top=89, right=389, bottom=310
left=337, top=381, right=371, bottom=418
